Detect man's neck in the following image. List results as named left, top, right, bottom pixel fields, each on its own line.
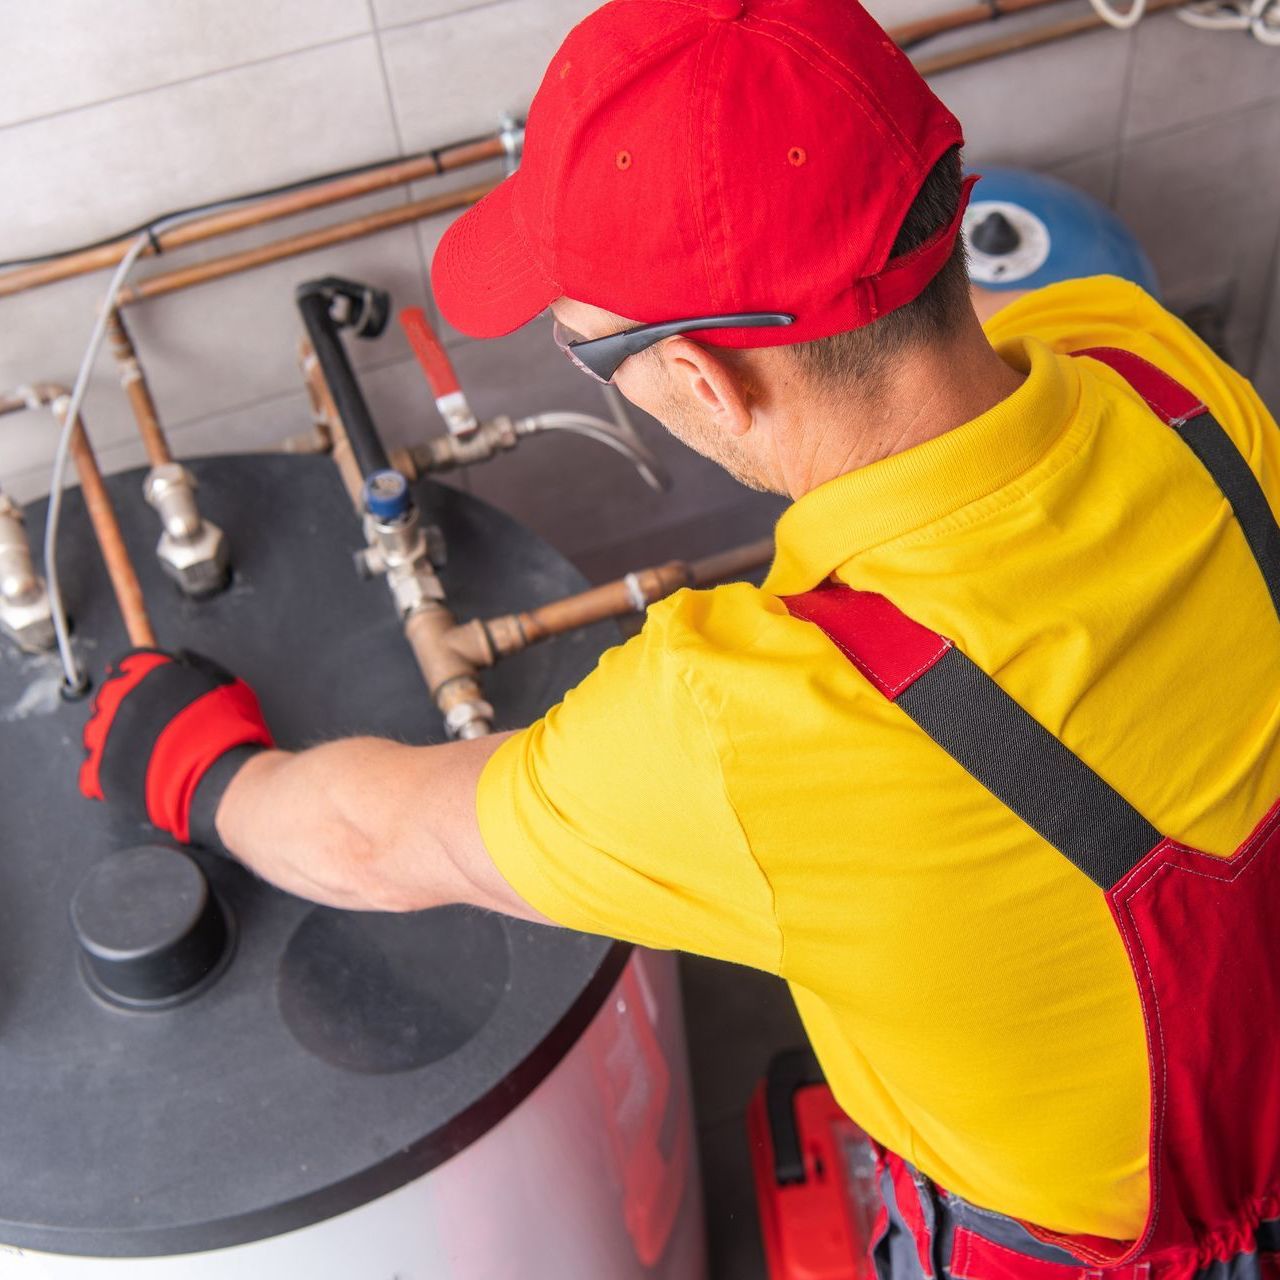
left=780, top=314, right=1026, bottom=500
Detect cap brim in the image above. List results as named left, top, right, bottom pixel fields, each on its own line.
left=429, top=175, right=561, bottom=340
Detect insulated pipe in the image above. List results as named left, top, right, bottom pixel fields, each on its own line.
left=0, top=385, right=156, bottom=647
left=115, top=183, right=497, bottom=306
left=0, top=137, right=505, bottom=300
left=295, top=279, right=393, bottom=480
left=297, top=340, right=365, bottom=506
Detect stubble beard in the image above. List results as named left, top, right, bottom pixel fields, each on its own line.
left=656, top=387, right=774, bottom=494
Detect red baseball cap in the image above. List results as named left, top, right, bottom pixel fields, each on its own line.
left=431, top=0, right=972, bottom=348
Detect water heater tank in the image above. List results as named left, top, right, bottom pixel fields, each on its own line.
left=0, top=455, right=705, bottom=1278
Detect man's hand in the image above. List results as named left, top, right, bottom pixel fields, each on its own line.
left=81, top=650, right=546, bottom=922
left=80, top=649, right=274, bottom=850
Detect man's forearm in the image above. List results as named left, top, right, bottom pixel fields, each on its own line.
left=215, top=732, right=537, bottom=918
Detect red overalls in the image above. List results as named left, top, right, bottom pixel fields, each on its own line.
left=783, top=348, right=1280, bottom=1280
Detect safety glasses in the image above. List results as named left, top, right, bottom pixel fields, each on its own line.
left=552, top=311, right=795, bottom=383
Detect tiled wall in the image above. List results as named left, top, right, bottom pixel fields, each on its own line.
left=1, top=0, right=1277, bottom=582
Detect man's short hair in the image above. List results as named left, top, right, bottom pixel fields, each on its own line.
left=788, top=145, right=970, bottom=393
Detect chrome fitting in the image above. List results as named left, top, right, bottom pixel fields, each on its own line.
left=0, top=495, right=55, bottom=653
left=499, top=113, right=525, bottom=177
left=144, top=464, right=230, bottom=598
left=359, top=506, right=446, bottom=618
left=444, top=698, right=495, bottom=740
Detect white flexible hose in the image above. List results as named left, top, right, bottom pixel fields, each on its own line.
left=42, top=199, right=255, bottom=693
left=1178, top=0, right=1253, bottom=27
left=519, top=413, right=669, bottom=493
left=1088, top=0, right=1148, bottom=28
left=42, top=231, right=154, bottom=692
left=1177, top=0, right=1280, bottom=41
left=1250, top=0, right=1280, bottom=44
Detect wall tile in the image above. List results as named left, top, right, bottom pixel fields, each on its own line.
left=1045, top=147, right=1119, bottom=208
left=0, top=0, right=372, bottom=131
left=0, top=37, right=399, bottom=261
left=0, top=188, right=436, bottom=489
left=379, top=0, right=599, bottom=152
left=1125, top=10, right=1280, bottom=141
left=123, top=199, right=434, bottom=431
left=927, top=26, right=1132, bottom=168
left=1115, top=99, right=1280, bottom=375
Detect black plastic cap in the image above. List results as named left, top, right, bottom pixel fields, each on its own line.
left=971, top=210, right=1022, bottom=257
left=70, top=846, right=232, bottom=1009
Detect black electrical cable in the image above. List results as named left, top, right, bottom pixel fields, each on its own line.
left=0, top=133, right=497, bottom=272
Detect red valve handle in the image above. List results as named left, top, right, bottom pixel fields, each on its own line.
left=400, top=306, right=462, bottom=400
left=400, top=306, right=478, bottom=436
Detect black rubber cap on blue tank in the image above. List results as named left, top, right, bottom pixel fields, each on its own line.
left=363, top=469, right=411, bottom=521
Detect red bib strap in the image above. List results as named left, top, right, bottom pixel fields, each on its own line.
left=1073, top=346, right=1206, bottom=424
left=781, top=585, right=1164, bottom=890
left=781, top=585, right=949, bottom=699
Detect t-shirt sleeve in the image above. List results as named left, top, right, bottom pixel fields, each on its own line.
left=475, top=602, right=783, bottom=974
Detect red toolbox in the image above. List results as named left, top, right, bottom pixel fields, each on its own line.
left=747, top=1050, right=881, bottom=1280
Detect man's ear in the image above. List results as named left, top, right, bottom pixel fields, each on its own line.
left=662, top=337, right=754, bottom=438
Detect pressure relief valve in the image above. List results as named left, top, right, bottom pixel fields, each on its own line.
left=355, top=470, right=446, bottom=617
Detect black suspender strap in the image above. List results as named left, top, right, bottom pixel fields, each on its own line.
left=899, top=649, right=1163, bottom=889
left=782, top=347, right=1279, bottom=890
left=1075, top=347, right=1280, bottom=621
left=783, top=587, right=1164, bottom=890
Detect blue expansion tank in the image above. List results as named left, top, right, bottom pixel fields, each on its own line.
left=963, top=166, right=1160, bottom=296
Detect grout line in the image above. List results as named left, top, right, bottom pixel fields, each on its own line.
left=367, top=3, right=441, bottom=336
left=0, top=30, right=379, bottom=138
left=373, top=0, right=518, bottom=36
left=1119, top=86, right=1280, bottom=153
left=1109, top=12, right=1141, bottom=207
left=368, top=1, right=410, bottom=156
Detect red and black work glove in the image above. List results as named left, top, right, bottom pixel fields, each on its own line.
left=80, top=649, right=274, bottom=854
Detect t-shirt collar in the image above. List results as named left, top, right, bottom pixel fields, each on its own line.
left=763, top=338, right=1080, bottom=596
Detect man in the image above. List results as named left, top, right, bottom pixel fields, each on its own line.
left=81, top=0, right=1280, bottom=1275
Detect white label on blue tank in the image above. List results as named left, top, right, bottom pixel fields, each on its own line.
left=964, top=201, right=1052, bottom=285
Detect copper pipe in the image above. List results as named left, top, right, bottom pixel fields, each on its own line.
left=0, top=136, right=505, bottom=300
left=0, top=385, right=156, bottom=647
left=404, top=605, right=488, bottom=697
left=914, top=0, right=1183, bottom=75
left=298, top=327, right=491, bottom=733
left=117, top=182, right=498, bottom=305
left=688, top=537, right=773, bottom=586
left=105, top=309, right=173, bottom=467
left=889, top=0, right=1075, bottom=51
left=449, top=538, right=776, bottom=666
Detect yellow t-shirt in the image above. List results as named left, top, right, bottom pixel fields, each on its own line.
left=476, top=276, right=1280, bottom=1240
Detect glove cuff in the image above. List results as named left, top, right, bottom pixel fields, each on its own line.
left=188, top=743, right=268, bottom=858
